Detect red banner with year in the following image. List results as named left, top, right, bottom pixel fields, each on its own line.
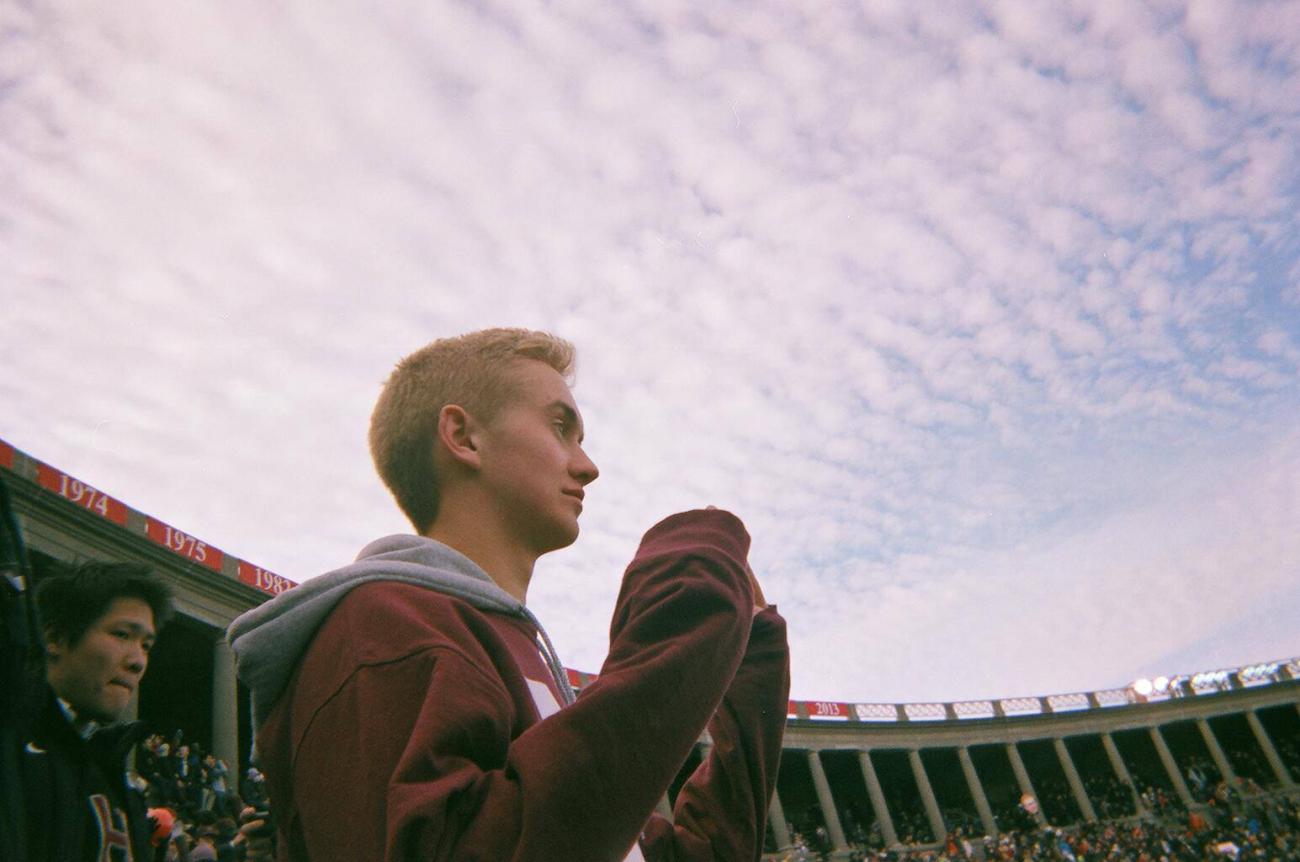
left=804, top=701, right=852, bottom=720
left=36, top=464, right=128, bottom=525
left=237, top=561, right=295, bottom=596
left=146, top=518, right=223, bottom=572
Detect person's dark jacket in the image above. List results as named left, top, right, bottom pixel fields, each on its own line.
left=11, top=687, right=153, bottom=861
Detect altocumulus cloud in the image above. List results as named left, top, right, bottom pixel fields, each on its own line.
left=1, top=0, right=1298, bottom=701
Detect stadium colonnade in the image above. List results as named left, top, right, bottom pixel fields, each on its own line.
left=723, top=665, right=1299, bottom=854
left=4, top=437, right=1298, bottom=858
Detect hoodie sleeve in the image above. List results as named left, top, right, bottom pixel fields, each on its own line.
left=271, top=508, right=776, bottom=862
left=639, top=605, right=791, bottom=862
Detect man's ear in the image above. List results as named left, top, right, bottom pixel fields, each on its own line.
left=44, top=625, right=65, bottom=661
left=436, top=404, right=482, bottom=471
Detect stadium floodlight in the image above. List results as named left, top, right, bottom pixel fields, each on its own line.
left=1133, top=678, right=1153, bottom=696
left=1153, top=676, right=1169, bottom=693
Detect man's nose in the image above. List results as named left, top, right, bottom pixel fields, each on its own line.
left=573, top=447, right=599, bottom=484
left=124, top=644, right=147, bottom=673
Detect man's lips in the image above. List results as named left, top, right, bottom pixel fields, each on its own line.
left=562, top=490, right=585, bottom=502
left=109, top=679, right=135, bottom=693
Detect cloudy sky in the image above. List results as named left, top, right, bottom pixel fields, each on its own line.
left=3, top=1, right=1298, bottom=705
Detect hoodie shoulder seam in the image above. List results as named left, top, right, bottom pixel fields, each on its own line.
left=289, top=642, right=513, bottom=772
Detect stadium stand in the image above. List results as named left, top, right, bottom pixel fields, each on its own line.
left=3, top=436, right=1298, bottom=860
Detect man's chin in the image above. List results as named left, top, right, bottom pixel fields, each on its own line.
left=535, top=525, right=580, bottom=555
left=90, top=690, right=134, bottom=722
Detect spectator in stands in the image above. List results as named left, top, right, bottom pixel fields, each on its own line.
left=190, top=825, right=219, bottom=861
left=234, top=804, right=276, bottom=861
left=151, top=737, right=180, bottom=806
left=813, top=824, right=832, bottom=860
left=786, top=831, right=810, bottom=861
left=228, top=328, right=790, bottom=861
left=213, top=817, right=239, bottom=862
left=1187, top=757, right=1211, bottom=797
left=13, top=558, right=174, bottom=861
left=240, top=766, right=268, bottom=812
left=183, top=745, right=203, bottom=808
left=201, top=752, right=231, bottom=814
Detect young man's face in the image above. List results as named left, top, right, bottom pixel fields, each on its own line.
left=476, top=358, right=600, bottom=554
left=46, top=596, right=156, bottom=723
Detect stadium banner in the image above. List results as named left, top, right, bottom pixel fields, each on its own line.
left=237, top=561, right=295, bottom=596
left=146, top=517, right=224, bottom=573
left=805, top=701, right=853, bottom=720
left=787, top=701, right=802, bottom=719
left=0, top=440, right=13, bottom=469
left=35, top=463, right=129, bottom=526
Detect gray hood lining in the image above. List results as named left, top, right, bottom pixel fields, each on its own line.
left=227, top=534, right=575, bottom=729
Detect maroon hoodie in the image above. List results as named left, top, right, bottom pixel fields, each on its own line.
left=254, top=509, right=790, bottom=861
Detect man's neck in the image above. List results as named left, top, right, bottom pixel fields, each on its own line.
left=423, top=517, right=537, bottom=604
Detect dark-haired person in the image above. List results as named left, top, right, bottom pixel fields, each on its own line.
left=17, top=558, right=174, bottom=861
left=229, top=328, right=790, bottom=861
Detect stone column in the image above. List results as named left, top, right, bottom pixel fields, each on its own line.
left=1053, top=738, right=1097, bottom=822
left=1245, top=711, right=1295, bottom=788
left=1006, top=743, right=1048, bottom=826
left=212, top=638, right=239, bottom=780
left=859, top=750, right=899, bottom=847
left=1149, top=726, right=1194, bottom=805
left=1102, top=733, right=1144, bottom=813
left=909, top=749, right=947, bottom=842
left=1197, top=718, right=1237, bottom=785
left=958, top=747, right=997, bottom=838
left=808, top=750, right=848, bottom=851
left=769, top=789, right=793, bottom=850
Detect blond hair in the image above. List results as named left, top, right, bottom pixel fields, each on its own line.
left=369, top=328, right=576, bottom=533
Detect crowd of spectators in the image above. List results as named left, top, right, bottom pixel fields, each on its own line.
left=1133, top=778, right=1189, bottom=822
left=894, top=811, right=938, bottom=846
left=1223, top=747, right=1276, bottom=789
left=1085, top=776, right=1140, bottom=820
left=962, top=791, right=1295, bottom=862
left=123, top=725, right=1300, bottom=861
left=127, top=730, right=271, bottom=861
left=772, top=743, right=1300, bottom=862
left=1035, top=778, right=1084, bottom=826
left=785, top=807, right=836, bottom=860
left=776, top=785, right=1300, bottom=862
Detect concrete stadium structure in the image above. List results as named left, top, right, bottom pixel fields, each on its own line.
left=4, top=437, right=1298, bottom=858
left=744, top=664, right=1299, bottom=855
